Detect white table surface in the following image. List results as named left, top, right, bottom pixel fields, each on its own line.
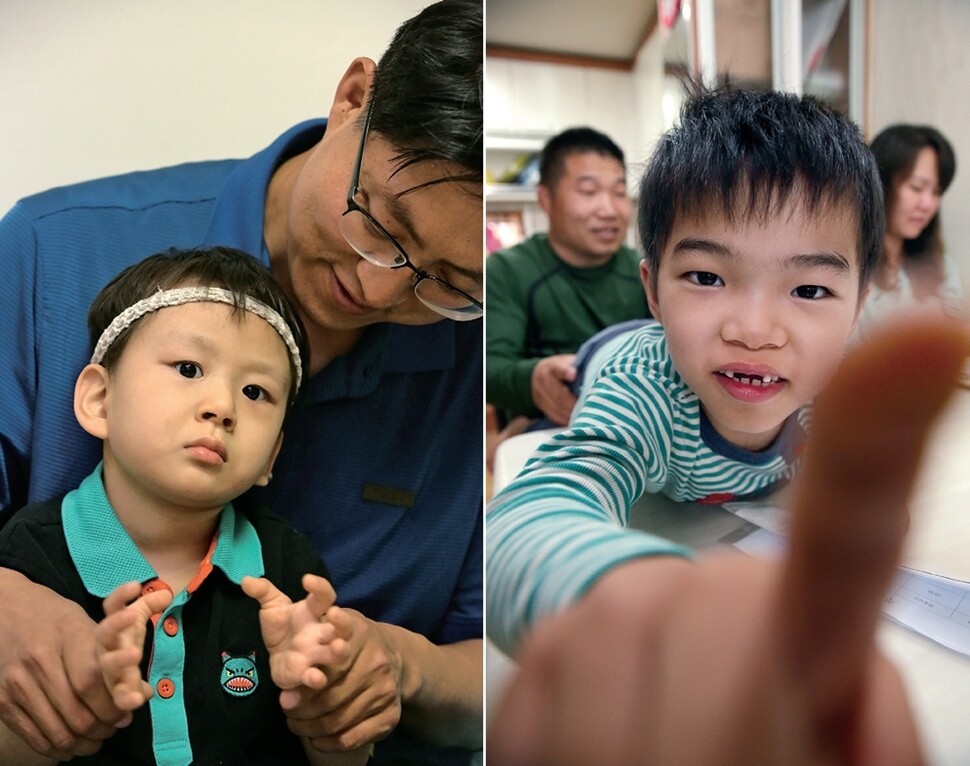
left=487, top=391, right=970, bottom=765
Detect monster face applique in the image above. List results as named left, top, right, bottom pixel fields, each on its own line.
left=220, top=651, right=258, bottom=698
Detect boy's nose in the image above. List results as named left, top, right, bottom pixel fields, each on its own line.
left=720, top=302, right=787, bottom=350
left=199, top=387, right=236, bottom=430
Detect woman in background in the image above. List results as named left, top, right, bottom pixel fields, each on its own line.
left=861, top=124, right=963, bottom=334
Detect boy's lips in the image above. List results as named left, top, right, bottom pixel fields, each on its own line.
left=713, top=365, right=788, bottom=402
left=186, top=437, right=227, bottom=464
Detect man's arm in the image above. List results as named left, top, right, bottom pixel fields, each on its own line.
left=366, top=626, right=482, bottom=748
left=0, top=720, right=55, bottom=766
left=280, top=611, right=482, bottom=752
left=485, top=251, right=541, bottom=418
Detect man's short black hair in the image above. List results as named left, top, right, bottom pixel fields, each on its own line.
left=368, top=0, right=482, bottom=197
left=539, top=127, right=626, bottom=189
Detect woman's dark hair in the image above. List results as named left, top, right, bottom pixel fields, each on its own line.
left=87, top=246, right=308, bottom=404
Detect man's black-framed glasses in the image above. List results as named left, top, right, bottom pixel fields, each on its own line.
left=338, top=98, right=483, bottom=321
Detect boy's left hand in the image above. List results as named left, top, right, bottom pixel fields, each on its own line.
left=242, top=574, right=348, bottom=691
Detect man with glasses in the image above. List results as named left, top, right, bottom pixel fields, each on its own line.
left=0, top=2, right=482, bottom=764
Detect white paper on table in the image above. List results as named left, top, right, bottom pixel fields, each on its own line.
left=726, top=522, right=970, bottom=657
left=901, top=391, right=970, bottom=582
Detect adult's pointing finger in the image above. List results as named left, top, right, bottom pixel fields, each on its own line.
left=779, top=314, right=969, bottom=726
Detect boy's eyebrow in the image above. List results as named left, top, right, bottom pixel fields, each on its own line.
left=784, top=252, right=852, bottom=273
left=671, top=238, right=851, bottom=273
left=167, top=330, right=289, bottom=380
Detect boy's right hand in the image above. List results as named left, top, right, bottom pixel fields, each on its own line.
left=95, top=581, right=173, bottom=712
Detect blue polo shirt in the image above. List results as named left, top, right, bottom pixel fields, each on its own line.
left=0, top=464, right=328, bottom=765
left=0, top=120, right=482, bottom=765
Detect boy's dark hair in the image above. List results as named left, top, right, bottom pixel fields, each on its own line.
left=368, top=0, right=482, bottom=197
left=539, top=127, right=626, bottom=189
left=870, top=123, right=956, bottom=263
left=88, top=247, right=309, bottom=404
left=639, top=86, right=884, bottom=296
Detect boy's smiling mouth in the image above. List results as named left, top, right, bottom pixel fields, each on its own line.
left=715, top=370, right=785, bottom=387
left=713, top=367, right=788, bottom=402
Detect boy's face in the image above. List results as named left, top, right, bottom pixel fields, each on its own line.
left=643, top=197, right=865, bottom=451
left=100, top=302, right=289, bottom=512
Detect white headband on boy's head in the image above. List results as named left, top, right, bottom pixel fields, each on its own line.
left=90, top=286, right=304, bottom=392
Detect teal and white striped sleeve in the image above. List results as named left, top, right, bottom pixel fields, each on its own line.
left=485, top=368, right=694, bottom=655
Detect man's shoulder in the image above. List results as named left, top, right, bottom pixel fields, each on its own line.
left=15, top=158, right=240, bottom=220
left=614, top=243, right=644, bottom=263
left=489, top=233, right=551, bottom=263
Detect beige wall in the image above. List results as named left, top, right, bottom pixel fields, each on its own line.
left=0, top=0, right=430, bottom=213
left=871, top=0, right=970, bottom=287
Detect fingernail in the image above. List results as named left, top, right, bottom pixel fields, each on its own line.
left=115, top=713, right=133, bottom=729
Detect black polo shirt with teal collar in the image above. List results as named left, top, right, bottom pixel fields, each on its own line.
left=0, top=465, right=329, bottom=765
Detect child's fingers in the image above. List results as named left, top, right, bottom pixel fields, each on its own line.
left=95, top=606, right=142, bottom=652
left=102, top=580, right=145, bottom=616
left=130, top=588, right=173, bottom=620
left=110, top=679, right=155, bottom=712
left=99, top=646, right=143, bottom=677
left=242, top=575, right=292, bottom=610
left=324, top=605, right=355, bottom=639
left=299, top=667, right=329, bottom=690
left=301, top=573, right=337, bottom=618
left=101, top=581, right=172, bottom=626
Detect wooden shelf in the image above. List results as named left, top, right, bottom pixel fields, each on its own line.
left=485, top=183, right=538, bottom=203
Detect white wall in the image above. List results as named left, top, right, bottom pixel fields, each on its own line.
left=0, top=0, right=430, bottom=213
left=870, top=0, right=970, bottom=288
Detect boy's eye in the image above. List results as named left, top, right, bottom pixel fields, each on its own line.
left=242, top=384, right=268, bottom=402
left=685, top=271, right=723, bottom=287
left=792, top=285, right=833, bottom=300
left=176, top=362, right=202, bottom=379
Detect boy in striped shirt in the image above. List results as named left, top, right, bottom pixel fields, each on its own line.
left=487, top=85, right=883, bottom=653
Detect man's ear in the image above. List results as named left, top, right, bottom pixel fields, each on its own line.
left=640, top=260, right=663, bottom=324
left=326, top=57, right=377, bottom=131
left=537, top=184, right=553, bottom=216
left=252, top=432, right=284, bottom=488
left=74, top=364, right=110, bottom=440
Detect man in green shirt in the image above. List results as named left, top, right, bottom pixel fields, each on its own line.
left=486, top=127, right=650, bottom=430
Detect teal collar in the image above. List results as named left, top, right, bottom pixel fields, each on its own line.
left=63, top=463, right=264, bottom=597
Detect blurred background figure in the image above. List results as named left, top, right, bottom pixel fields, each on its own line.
left=486, top=127, right=649, bottom=447
left=860, top=123, right=964, bottom=336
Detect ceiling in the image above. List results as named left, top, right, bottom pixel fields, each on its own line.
left=485, top=0, right=659, bottom=66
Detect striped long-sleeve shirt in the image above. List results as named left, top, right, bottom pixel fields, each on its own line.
left=486, top=322, right=808, bottom=653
